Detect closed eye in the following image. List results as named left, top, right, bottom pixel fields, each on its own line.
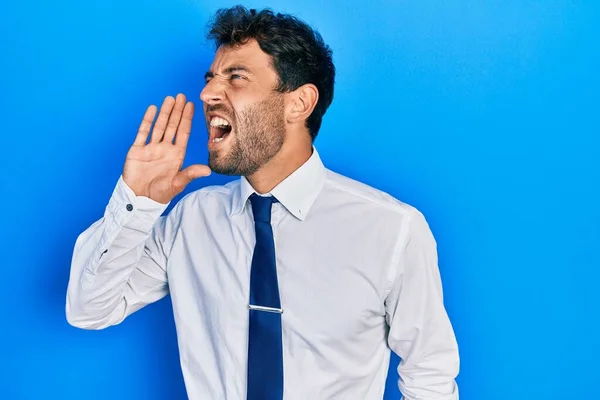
left=204, top=75, right=244, bottom=84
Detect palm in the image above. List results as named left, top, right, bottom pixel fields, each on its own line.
left=125, top=142, right=184, bottom=200
left=122, top=94, right=211, bottom=204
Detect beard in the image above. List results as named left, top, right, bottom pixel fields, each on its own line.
left=207, top=94, right=286, bottom=176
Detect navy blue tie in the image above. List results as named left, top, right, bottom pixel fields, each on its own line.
left=247, top=193, right=284, bottom=400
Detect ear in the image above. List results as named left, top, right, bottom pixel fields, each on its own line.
left=285, top=83, right=319, bottom=125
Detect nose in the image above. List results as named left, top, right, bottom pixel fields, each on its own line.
left=200, top=78, right=224, bottom=105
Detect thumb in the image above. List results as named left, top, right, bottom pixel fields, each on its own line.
left=173, top=164, right=212, bottom=191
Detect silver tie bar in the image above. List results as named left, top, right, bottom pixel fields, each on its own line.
left=248, top=304, right=283, bottom=314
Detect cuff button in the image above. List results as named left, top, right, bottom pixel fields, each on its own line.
left=126, top=204, right=133, bottom=211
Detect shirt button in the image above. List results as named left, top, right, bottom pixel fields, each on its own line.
left=126, top=204, right=133, bottom=211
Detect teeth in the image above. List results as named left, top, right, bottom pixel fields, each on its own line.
left=214, top=137, right=224, bottom=143
left=210, top=116, right=231, bottom=128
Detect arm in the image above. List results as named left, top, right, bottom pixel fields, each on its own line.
left=385, top=209, right=460, bottom=399
left=65, top=175, right=174, bottom=330
left=66, top=94, right=210, bottom=329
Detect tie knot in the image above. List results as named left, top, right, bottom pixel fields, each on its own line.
left=249, top=193, right=276, bottom=222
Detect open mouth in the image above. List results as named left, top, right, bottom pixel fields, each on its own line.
left=209, top=116, right=232, bottom=143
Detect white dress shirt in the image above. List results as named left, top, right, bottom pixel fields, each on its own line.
left=66, top=147, right=459, bottom=400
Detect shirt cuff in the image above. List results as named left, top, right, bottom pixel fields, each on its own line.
left=104, top=175, right=170, bottom=233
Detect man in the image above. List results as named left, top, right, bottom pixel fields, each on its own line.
left=66, top=5, right=459, bottom=400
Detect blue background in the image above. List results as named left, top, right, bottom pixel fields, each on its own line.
left=1, top=0, right=598, bottom=399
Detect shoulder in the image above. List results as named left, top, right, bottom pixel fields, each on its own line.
left=323, top=169, right=421, bottom=218
left=170, top=179, right=240, bottom=212
left=322, top=169, right=434, bottom=238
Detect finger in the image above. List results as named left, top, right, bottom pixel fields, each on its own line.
left=174, top=101, right=195, bottom=148
left=173, top=164, right=211, bottom=192
left=163, top=93, right=186, bottom=143
left=150, top=96, right=176, bottom=143
left=133, top=105, right=157, bottom=146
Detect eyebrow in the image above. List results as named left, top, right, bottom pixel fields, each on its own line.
left=204, top=65, right=252, bottom=81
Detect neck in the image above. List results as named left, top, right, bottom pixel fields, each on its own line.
left=246, top=136, right=313, bottom=194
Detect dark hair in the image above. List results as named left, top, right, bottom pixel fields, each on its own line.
left=206, top=6, right=335, bottom=140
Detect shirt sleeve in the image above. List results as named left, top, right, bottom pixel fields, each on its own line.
left=384, top=208, right=460, bottom=400
left=65, top=175, right=175, bottom=330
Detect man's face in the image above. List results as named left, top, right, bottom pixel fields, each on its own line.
left=200, top=39, right=286, bottom=176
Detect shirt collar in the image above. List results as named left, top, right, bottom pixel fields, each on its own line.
left=231, top=146, right=327, bottom=221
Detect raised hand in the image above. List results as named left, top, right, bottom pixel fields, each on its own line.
left=122, top=93, right=211, bottom=204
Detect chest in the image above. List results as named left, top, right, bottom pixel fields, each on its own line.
left=166, top=205, right=396, bottom=342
